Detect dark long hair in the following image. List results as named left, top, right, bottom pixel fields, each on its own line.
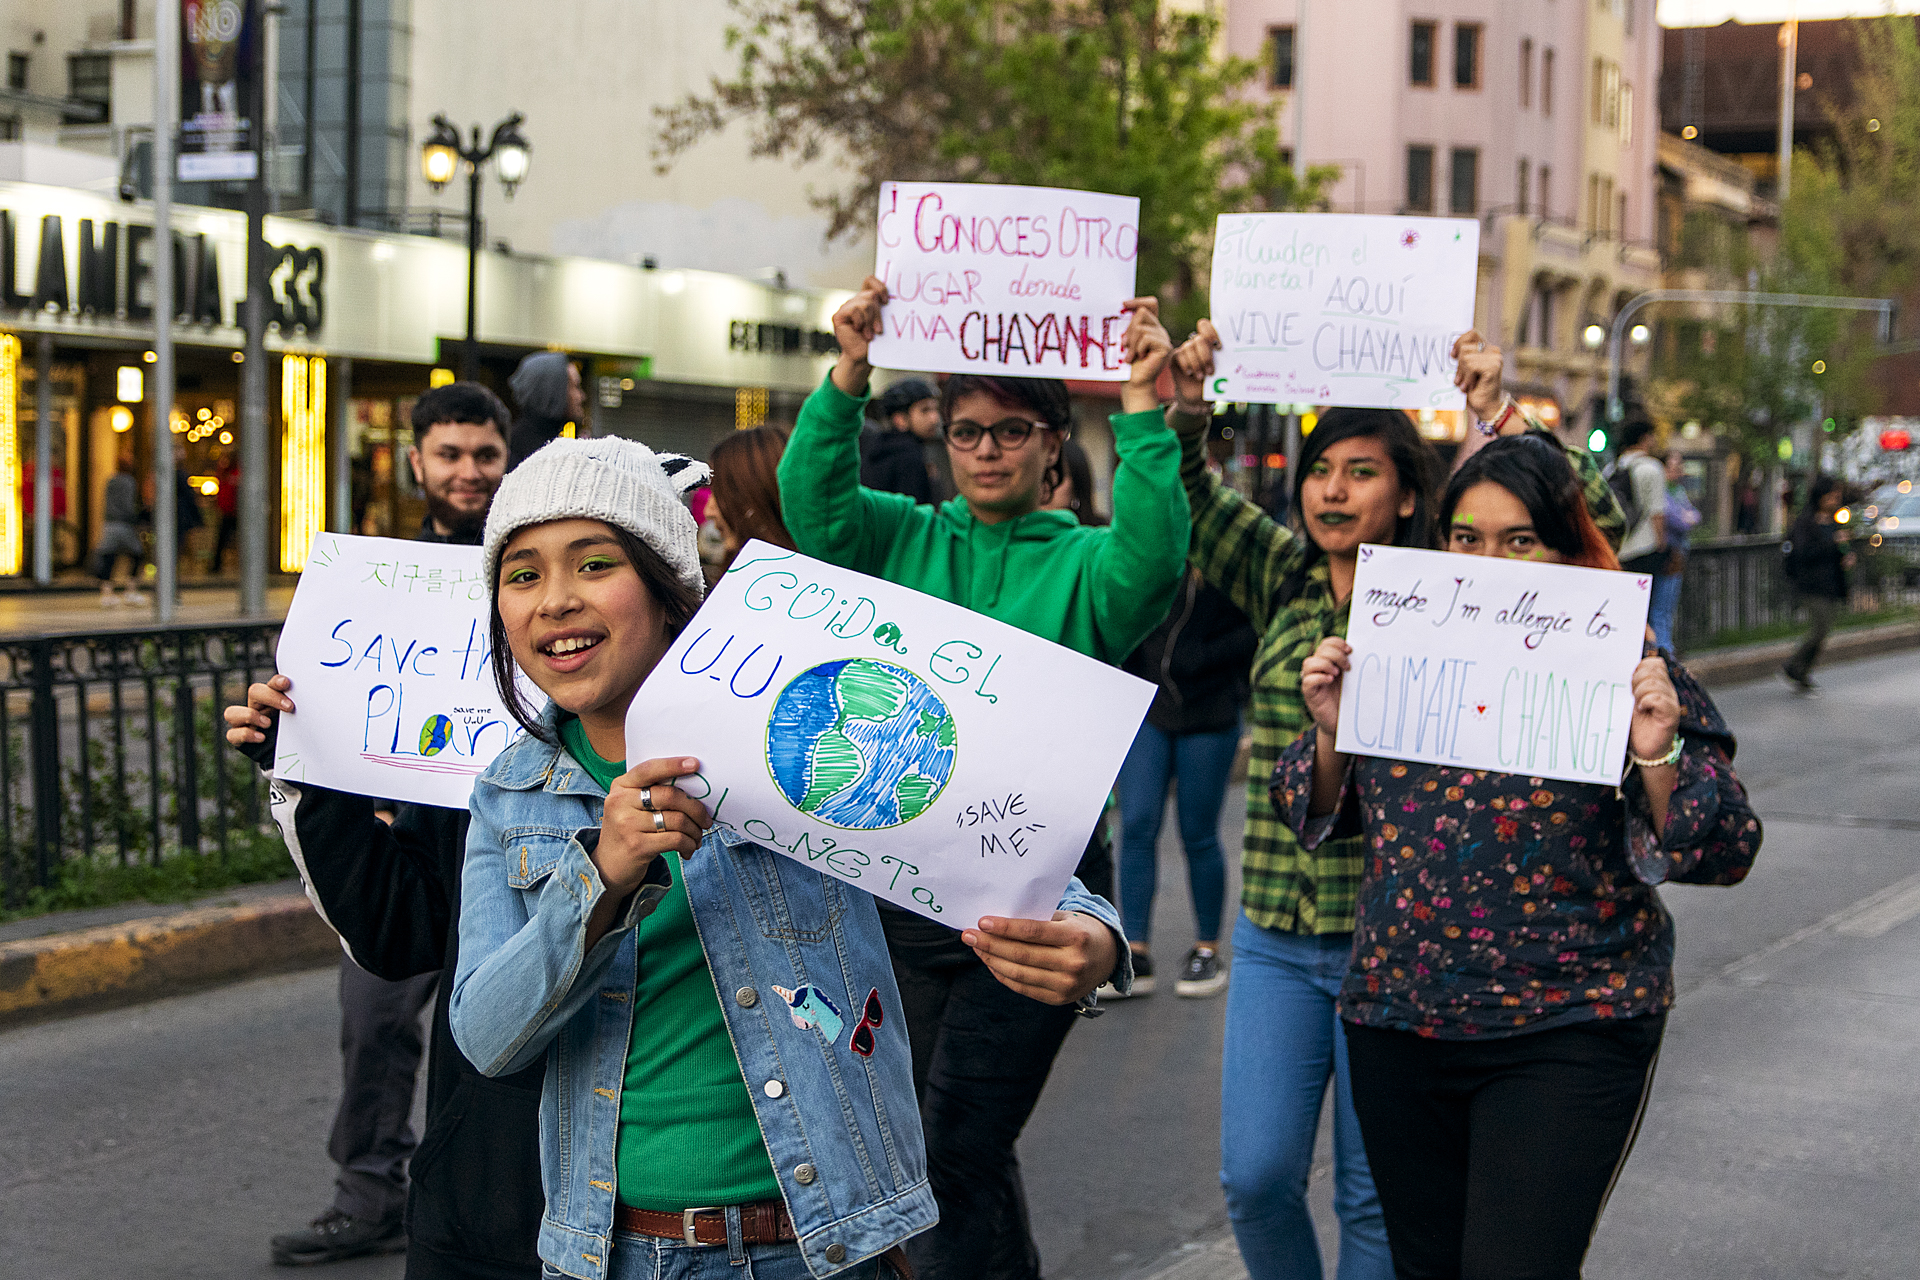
left=940, top=373, right=1074, bottom=494
left=1279, top=408, right=1442, bottom=600
left=1792, top=474, right=1843, bottom=538
left=1054, top=438, right=1108, bottom=525
left=489, top=522, right=704, bottom=742
left=1439, top=434, right=1621, bottom=570
left=710, top=425, right=795, bottom=568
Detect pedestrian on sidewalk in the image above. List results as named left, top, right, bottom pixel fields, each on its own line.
left=227, top=381, right=530, bottom=1275
left=1164, top=323, right=1625, bottom=1280
left=444, top=434, right=1122, bottom=1280
left=1108, top=567, right=1255, bottom=999
left=777, top=274, right=1173, bottom=1280
left=506, top=351, right=587, bottom=470
left=91, top=449, right=147, bottom=607
left=1280, top=433, right=1761, bottom=1280
left=1607, top=418, right=1670, bottom=580
left=1649, top=450, right=1703, bottom=653
left=1782, top=475, right=1853, bottom=695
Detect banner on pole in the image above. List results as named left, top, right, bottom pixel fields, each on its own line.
left=180, top=0, right=261, bottom=182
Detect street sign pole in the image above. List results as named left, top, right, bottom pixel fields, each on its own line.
left=152, top=0, right=179, bottom=624
left=238, top=1, right=271, bottom=615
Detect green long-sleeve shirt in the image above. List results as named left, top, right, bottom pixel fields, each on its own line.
left=1176, top=410, right=1626, bottom=936
left=778, top=375, right=1189, bottom=665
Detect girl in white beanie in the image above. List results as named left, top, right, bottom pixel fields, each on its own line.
left=441, top=435, right=1124, bottom=1280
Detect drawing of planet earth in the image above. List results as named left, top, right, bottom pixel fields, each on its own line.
left=418, top=714, right=454, bottom=757
left=766, top=658, right=957, bottom=830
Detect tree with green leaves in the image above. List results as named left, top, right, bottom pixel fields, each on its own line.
left=654, top=0, right=1337, bottom=326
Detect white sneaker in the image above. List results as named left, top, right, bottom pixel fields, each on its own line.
left=121, top=589, right=149, bottom=607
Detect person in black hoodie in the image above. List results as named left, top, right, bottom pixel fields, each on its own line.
left=232, top=381, right=544, bottom=1280
left=1108, top=566, right=1257, bottom=998
left=506, top=351, right=586, bottom=470
left=860, top=377, right=945, bottom=503
left=1782, top=474, right=1853, bottom=694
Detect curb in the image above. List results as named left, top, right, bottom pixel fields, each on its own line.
left=0, top=886, right=341, bottom=1030
left=1682, top=619, right=1920, bottom=688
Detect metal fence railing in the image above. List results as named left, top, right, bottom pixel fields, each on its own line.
left=1673, top=536, right=1794, bottom=653
left=0, top=622, right=282, bottom=904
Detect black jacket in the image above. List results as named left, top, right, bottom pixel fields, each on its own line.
left=240, top=514, right=542, bottom=1280
left=1122, top=570, right=1257, bottom=735
left=1787, top=518, right=1850, bottom=601
left=860, top=428, right=936, bottom=504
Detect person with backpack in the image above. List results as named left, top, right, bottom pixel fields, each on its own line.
left=1782, top=475, right=1853, bottom=694
left=1606, top=419, right=1669, bottom=578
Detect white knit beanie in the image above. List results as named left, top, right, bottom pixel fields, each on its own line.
left=482, top=436, right=712, bottom=598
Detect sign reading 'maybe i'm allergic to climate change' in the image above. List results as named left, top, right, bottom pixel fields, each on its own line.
left=1334, top=545, right=1652, bottom=787
left=627, top=541, right=1155, bottom=926
left=1208, top=212, right=1480, bottom=410
left=868, top=181, right=1140, bottom=381
left=272, top=533, right=528, bottom=808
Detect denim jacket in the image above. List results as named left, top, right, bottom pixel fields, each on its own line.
left=449, top=703, right=1127, bottom=1280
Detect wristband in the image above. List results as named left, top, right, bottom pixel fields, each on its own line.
left=1473, top=398, right=1516, bottom=437
left=1628, top=735, right=1683, bottom=769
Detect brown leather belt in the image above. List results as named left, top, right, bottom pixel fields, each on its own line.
left=614, top=1201, right=796, bottom=1247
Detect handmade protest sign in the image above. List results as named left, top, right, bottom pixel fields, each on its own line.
left=1334, top=545, right=1653, bottom=787
left=868, top=181, right=1140, bottom=381
left=272, top=533, right=527, bottom=807
left=1207, top=213, right=1480, bottom=409
left=627, top=541, right=1155, bottom=926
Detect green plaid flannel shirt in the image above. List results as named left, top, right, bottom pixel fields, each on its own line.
left=1175, top=411, right=1624, bottom=936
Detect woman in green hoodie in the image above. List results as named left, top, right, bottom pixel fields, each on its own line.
left=778, top=273, right=1185, bottom=1280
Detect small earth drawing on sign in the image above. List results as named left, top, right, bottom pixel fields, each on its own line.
left=418, top=714, right=455, bottom=757
left=766, top=658, right=957, bottom=830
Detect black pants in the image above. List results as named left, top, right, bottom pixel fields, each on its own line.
left=1786, top=596, right=1840, bottom=682
left=884, top=830, right=1111, bottom=1280
left=331, top=958, right=438, bottom=1224
left=1343, top=1015, right=1665, bottom=1280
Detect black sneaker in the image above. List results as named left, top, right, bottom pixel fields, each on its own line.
left=1780, top=665, right=1818, bottom=696
left=1098, top=949, right=1154, bottom=999
left=1174, top=946, right=1228, bottom=998
left=270, top=1208, right=407, bottom=1266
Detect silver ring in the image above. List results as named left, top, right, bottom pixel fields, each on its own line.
left=652, top=810, right=667, bottom=833
left=640, top=786, right=657, bottom=811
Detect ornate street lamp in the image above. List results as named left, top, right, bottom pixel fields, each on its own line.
left=421, top=111, right=530, bottom=380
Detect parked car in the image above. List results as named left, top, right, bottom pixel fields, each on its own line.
left=1865, top=485, right=1920, bottom=585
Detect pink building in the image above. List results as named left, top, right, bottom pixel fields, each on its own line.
left=1225, top=0, right=1663, bottom=436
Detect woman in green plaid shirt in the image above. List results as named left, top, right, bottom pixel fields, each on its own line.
left=1165, top=325, right=1624, bottom=1280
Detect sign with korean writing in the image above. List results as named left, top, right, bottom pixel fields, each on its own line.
left=1207, top=213, right=1479, bottom=409
left=627, top=542, right=1155, bottom=925
left=272, top=533, right=527, bottom=807
left=181, top=0, right=261, bottom=182
left=868, top=181, right=1140, bottom=381
left=1334, top=545, right=1652, bottom=786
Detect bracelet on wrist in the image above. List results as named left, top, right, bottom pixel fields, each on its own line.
left=1473, top=398, right=1516, bottom=437
left=1628, top=734, right=1683, bottom=769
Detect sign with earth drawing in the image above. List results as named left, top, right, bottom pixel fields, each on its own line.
left=271, top=533, right=531, bottom=808
left=627, top=542, right=1156, bottom=925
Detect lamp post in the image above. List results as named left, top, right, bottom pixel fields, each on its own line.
left=421, top=112, right=529, bottom=380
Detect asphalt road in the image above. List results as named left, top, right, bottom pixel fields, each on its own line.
left=3, top=652, right=1918, bottom=1279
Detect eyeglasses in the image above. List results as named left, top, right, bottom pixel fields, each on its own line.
left=943, top=417, right=1050, bottom=451
left=848, top=987, right=884, bottom=1057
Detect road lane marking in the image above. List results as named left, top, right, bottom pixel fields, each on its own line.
left=1834, top=879, right=1920, bottom=938
left=1716, top=872, right=1920, bottom=982
left=1756, top=811, right=1920, bottom=833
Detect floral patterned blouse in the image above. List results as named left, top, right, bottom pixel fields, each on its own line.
left=1271, top=655, right=1761, bottom=1039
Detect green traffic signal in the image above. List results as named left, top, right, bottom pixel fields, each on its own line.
left=1587, top=427, right=1609, bottom=452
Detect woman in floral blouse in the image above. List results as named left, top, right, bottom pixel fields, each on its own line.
left=1277, top=435, right=1761, bottom=1279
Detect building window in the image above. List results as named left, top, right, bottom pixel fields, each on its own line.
left=6, top=53, right=26, bottom=93
left=0, top=116, right=18, bottom=143
left=1455, top=23, right=1482, bottom=89
left=1619, top=81, right=1634, bottom=146
left=66, top=52, right=111, bottom=124
left=1407, top=145, right=1435, bottom=212
left=1411, top=21, right=1436, bottom=87
left=1539, top=165, right=1552, bottom=219
left=1450, top=147, right=1479, bottom=215
left=1520, top=38, right=1533, bottom=107
left=1592, top=58, right=1621, bottom=129
left=1618, top=189, right=1629, bottom=241
left=1518, top=157, right=1531, bottom=214
left=1543, top=48, right=1555, bottom=116
left=1270, top=25, right=1295, bottom=90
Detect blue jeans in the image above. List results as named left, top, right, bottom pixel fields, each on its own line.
left=1220, top=916, right=1393, bottom=1280
left=1114, top=719, right=1237, bottom=945
left=1649, top=570, right=1684, bottom=653
left=599, top=1231, right=885, bottom=1279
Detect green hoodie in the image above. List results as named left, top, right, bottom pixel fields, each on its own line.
left=779, top=375, right=1188, bottom=665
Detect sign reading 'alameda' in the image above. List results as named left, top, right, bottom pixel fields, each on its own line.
left=868, top=181, right=1140, bottom=381
left=1334, top=546, right=1653, bottom=787
left=1208, top=213, right=1480, bottom=410
left=627, top=542, right=1155, bottom=926
left=273, top=533, right=528, bottom=808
